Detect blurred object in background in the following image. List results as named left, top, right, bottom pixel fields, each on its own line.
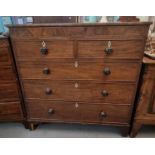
left=137, top=16, right=149, bottom=21
left=12, top=16, right=33, bottom=24
left=0, top=16, right=12, bottom=33
left=33, top=16, right=78, bottom=23
left=79, top=16, right=102, bottom=23
left=107, top=16, right=119, bottom=22
left=79, top=16, right=119, bottom=23
left=145, top=16, right=155, bottom=52
left=0, top=17, right=4, bottom=34
left=0, top=16, right=33, bottom=34
left=118, top=16, right=139, bottom=22
left=99, top=16, right=108, bottom=22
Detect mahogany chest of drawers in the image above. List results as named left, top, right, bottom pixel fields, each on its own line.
left=8, top=23, right=150, bottom=136
left=130, top=57, right=155, bottom=137
left=0, top=35, right=23, bottom=121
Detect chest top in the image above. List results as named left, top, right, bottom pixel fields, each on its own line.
left=8, top=22, right=151, bottom=40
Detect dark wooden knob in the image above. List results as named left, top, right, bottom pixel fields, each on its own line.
left=104, top=47, right=113, bottom=55
left=101, top=90, right=109, bottom=96
left=100, top=111, right=107, bottom=118
left=45, top=88, right=52, bottom=95
left=40, top=47, right=48, bottom=55
left=48, top=108, right=55, bottom=115
left=43, top=68, right=50, bottom=74
left=103, top=67, right=111, bottom=75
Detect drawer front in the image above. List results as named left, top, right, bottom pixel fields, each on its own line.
left=18, top=61, right=140, bottom=82
left=14, top=41, right=74, bottom=59
left=10, top=25, right=149, bottom=40
left=0, top=83, right=19, bottom=101
left=27, top=100, right=131, bottom=124
left=0, top=39, right=9, bottom=48
left=0, top=66, right=16, bottom=81
left=0, top=102, right=21, bottom=115
left=151, top=90, right=155, bottom=113
left=152, top=99, right=155, bottom=113
left=23, top=80, right=135, bottom=104
left=78, top=40, right=144, bottom=59
left=0, top=47, right=11, bottom=65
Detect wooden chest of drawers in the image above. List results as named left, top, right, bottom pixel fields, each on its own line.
left=130, top=57, right=155, bottom=137
left=0, top=36, right=23, bottom=121
left=8, top=23, right=150, bottom=135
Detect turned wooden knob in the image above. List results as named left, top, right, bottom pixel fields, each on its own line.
left=43, top=68, right=50, bottom=74
left=100, top=111, right=107, bottom=118
left=40, top=47, right=48, bottom=55
left=104, top=47, right=113, bottom=55
left=45, top=88, right=52, bottom=95
left=103, top=67, right=111, bottom=75
left=101, top=90, right=109, bottom=97
left=48, top=108, right=55, bottom=115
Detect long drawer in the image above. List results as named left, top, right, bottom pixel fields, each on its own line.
left=27, top=100, right=131, bottom=124
left=18, top=61, right=140, bottom=82
left=22, top=80, right=135, bottom=104
left=0, top=83, right=20, bottom=101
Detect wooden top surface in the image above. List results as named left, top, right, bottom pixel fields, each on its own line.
left=143, top=56, right=155, bottom=65
left=7, top=22, right=152, bottom=28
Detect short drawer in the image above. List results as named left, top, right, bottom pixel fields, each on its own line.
left=78, top=40, right=144, bottom=59
left=0, top=102, right=23, bottom=120
left=0, top=102, right=21, bottom=115
left=152, top=99, right=155, bottom=113
left=18, top=61, right=140, bottom=82
left=0, top=39, right=9, bottom=48
left=27, top=100, right=131, bottom=124
left=0, top=66, right=16, bottom=81
left=0, top=83, right=20, bottom=101
left=23, top=80, right=135, bottom=104
left=14, top=40, right=74, bottom=59
left=0, top=47, right=12, bottom=65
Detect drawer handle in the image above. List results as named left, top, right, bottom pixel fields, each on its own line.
left=40, top=47, right=48, bottom=55
left=45, top=88, right=52, bottom=95
left=101, top=90, right=109, bottom=96
left=48, top=108, right=55, bottom=115
left=103, top=67, right=111, bottom=75
left=40, top=41, right=48, bottom=55
left=43, top=68, right=50, bottom=75
left=104, top=41, right=113, bottom=55
left=100, top=111, right=107, bottom=118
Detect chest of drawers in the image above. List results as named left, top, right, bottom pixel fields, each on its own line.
left=130, top=57, right=155, bottom=137
left=0, top=36, right=23, bottom=121
left=8, top=23, right=150, bottom=136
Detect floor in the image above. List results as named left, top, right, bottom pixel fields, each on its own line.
left=0, top=123, right=155, bottom=138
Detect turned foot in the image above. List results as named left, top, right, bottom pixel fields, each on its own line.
left=29, top=123, right=39, bottom=131
left=130, top=121, right=142, bottom=138
left=120, top=126, right=129, bottom=137
left=23, top=122, right=29, bottom=129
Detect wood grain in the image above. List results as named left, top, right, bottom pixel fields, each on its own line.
left=22, top=80, right=135, bottom=104
left=27, top=100, right=131, bottom=124
left=78, top=40, right=144, bottom=59
left=9, top=23, right=150, bottom=134
left=130, top=57, right=155, bottom=137
left=18, top=61, right=140, bottom=82
left=0, top=36, right=23, bottom=122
